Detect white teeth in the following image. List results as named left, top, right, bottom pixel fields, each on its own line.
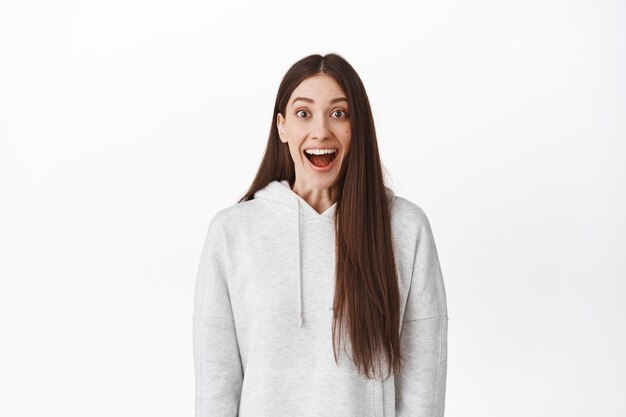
left=304, top=148, right=337, bottom=155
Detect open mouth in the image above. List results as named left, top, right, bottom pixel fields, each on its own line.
left=304, top=150, right=338, bottom=168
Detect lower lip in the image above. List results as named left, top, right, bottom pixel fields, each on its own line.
left=305, top=152, right=339, bottom=172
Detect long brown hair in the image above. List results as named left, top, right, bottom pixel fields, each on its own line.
left=238, top=53, right=402, bottom=381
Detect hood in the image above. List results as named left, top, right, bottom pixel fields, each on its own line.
left=254, top=180, right=396, bottom=328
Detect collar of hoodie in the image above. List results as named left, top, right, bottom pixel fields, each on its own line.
left=253, top=179, right=395, bottom=328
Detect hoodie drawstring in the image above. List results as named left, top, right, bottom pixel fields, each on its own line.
left=296, top=198, right=304, bottom=328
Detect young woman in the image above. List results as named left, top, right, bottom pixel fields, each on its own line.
left=193, top=53, right=449, bottom=417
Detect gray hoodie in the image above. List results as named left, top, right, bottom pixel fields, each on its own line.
left=193, top=179, right=449, bottom=417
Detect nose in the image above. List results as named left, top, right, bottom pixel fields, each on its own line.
left=310, top=115, right=332, bottom=141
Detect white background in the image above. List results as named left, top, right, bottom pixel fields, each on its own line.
left=1, top=0, right=624, bottom=416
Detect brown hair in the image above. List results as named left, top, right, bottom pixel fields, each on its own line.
left=238, top=53, right=402, bottom=381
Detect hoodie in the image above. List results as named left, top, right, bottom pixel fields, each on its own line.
left=193, top=180, right=449, bottom=417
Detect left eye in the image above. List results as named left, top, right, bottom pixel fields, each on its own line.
left=332, top=110, right=346, bottom=118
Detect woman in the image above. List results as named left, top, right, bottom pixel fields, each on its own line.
left=193, top=53, right=449, bottom=417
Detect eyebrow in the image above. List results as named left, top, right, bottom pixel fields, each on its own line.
left=291, top=96, right=348, bottom=107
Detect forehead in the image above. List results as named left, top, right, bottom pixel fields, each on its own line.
left=289, top=74, right=346, bottom=103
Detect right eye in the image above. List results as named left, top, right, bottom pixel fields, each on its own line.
left=296, top=110, right=309, bottom=118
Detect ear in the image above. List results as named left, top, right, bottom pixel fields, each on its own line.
left=277, top=113, right=287, bottom=143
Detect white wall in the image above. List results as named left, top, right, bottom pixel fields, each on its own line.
left=1, top=0, right=624, bottom=415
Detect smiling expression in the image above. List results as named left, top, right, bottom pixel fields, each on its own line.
left=277, top=73, right=352, bottom=191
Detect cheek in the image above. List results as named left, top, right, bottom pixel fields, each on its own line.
left=342, top=130, right=351, bottom=150
left=288, top=129, right=306, bottom=145
left=289, top=140, right=306, bottom=159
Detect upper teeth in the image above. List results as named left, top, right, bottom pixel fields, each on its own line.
left=305, top=149, right=337, bottom=155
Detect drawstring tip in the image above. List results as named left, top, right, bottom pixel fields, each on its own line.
left=298, top=317, right=304, bottom=328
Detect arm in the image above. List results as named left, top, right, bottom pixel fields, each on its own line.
left=395, top=209, right=449, bottom=416
left=193, top=215, right=243, bottom=417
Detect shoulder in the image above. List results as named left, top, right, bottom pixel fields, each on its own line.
left=205, top=198, right=267, bottom=234
left=390, top=194, right=433, bottom=232
left=388, top=193, right=440, bottom=250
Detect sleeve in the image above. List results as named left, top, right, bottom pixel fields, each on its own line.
left=395, top=209, right=449, bottom=417
left=192, top=215, right=244, bottom=417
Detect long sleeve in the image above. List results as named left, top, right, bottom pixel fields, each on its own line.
left=193, top=215, right=244, bottom=417
left=395, top=209, right=449, bottom=416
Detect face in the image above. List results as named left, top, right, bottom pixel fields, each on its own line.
left=277, top=73, right=352, bottom=193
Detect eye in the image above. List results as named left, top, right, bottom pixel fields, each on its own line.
left=332, top=109, right=348, bottom=118
left=296, top=110, right=309, bottom=118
